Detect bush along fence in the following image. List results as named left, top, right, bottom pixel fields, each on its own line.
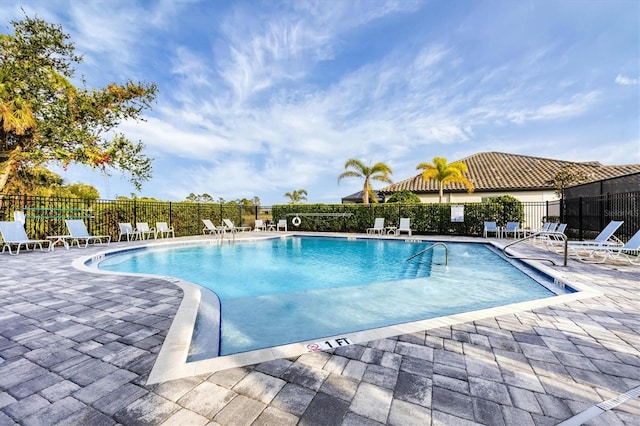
left=0, top=192, right=636, bottom=242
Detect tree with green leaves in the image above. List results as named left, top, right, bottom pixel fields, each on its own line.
left=185, top=193, right=214, bottom=202
left=0, top=15, right=157, bottom=194
left=546, top=167, right=588, bottom=198
left=416, top=157, right=473, bottom=203
left=62, top=183, right=100, bottom=199
left=338, top=159, right=393, bottom=204
left=284, top=189, right=307, bottom=204
left=386, top=189, right=421, bottom=204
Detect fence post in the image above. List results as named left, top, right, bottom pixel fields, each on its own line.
left=603, top=193, right=610, bottom=231
left=545, top=200, right=549, bottom=223
left=133, top=199, right=137, bottom=225
left=169, top=202, right=173, bottom=227
left=578, top=196, right=583, bottom=241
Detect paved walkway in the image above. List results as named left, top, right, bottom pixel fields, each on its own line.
left=0, top=234, right=638, bottom=425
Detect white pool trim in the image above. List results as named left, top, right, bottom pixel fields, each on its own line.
left=72, top=233, right=602, bottom=384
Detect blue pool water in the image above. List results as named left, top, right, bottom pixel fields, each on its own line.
left=98, top=237, right=568, bottom=357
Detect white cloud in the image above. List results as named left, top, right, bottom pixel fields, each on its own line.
left=3, top=0, right=637, bottom=204
left=615, top=74, right=639, bottom=86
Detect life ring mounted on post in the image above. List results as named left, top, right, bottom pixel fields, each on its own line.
left=292, top=216, right=301, bottom=227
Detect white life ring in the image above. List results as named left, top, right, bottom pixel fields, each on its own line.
left=292, top=216, right=301, bottom=227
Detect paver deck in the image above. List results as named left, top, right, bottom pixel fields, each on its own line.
left=0, top=233, right=638, bottom=425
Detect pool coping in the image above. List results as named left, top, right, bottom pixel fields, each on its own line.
left=72, top=232, right=603, bottom=384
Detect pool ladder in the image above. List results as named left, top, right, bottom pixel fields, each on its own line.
left=502, top=231, right=568, bottom=266
left=405, top=242, right=449, bottom=266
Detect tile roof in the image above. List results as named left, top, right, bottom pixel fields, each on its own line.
left=379, top=151, right=640, bottom=194
left=341, top=190, right=384, bottom=203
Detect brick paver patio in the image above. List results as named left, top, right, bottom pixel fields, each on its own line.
left=0, top=234, right=638, bottom=425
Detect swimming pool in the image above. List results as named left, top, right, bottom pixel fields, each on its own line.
left=97, top=236, right=572, bottom=359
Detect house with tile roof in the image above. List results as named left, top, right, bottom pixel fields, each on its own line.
left=378, top=152, right=640, bottom=204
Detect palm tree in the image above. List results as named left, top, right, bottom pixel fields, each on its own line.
left=416, top=157, right=474, bottom=203
left=284, top=189, right=307, bottom=204
left=338, top=159, right=393, bottom=204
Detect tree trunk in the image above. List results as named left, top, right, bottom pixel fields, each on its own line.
left=0, top=146, right=22, bottom=194
left=362, top=181, right=370, bottom=204
left=438, top=182, right=444, bottom=203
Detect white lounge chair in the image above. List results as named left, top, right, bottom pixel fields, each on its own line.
left=136, top=222, right=156, bottom=239
left=483, top=221, right=500, bottom=238
left=0, top=221, right=51, bottom=255
left=65, top=219, right=111, bottom=247
left=503, top=221, right=520, bottom=239
left=156, top=222, right=175, bottom=238
left=568, top=220, right=624, bottom=247
left=541, top=223, right=567, bottom=249
left=223, top=219, right=251, bottom=232
left=398, top=218, right=413, bottom=236
left=577, top=229, right=640, bottom=265
left=13, top=210, right=25, bottom=225
left=118, top=223, right=140, bottom=242
left=530, top=222, right=558, bottom=243
left=276, top=219, right=287, bottom=232
left=565, top=220, right=624, bottom=257
left=202, top=219, right=224, bottom=235
left=367, top=218, right=385, bottom=235
left=253, top=219, right=266, bottom=232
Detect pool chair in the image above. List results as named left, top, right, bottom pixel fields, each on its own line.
left=276, top=219, right=287, bottom=232
left=483, top=221, right=500, bottom=238
left=222, top=219, right=251, bottom=232
left=563, top=220, right=624, bottom=257
left=541, top=223, right=567, bottom=249
left=136, top=222, right=156, bottom=240
left=502, top=221, right=521, bottom=239
left=202, top=219, right=224, bottom=235
left=531, top=222, right=558, bottom=243
left=13, top=210, right=26, bottom=225
left=398, top=218, right=413, bottom=236
left=576, top=229, right=640, bottom=265
left=569, top=220, right=624, bottom=247
left=65, top=219, right=111, bottom=247
left=0, top=221, right=51, bottom=255
left=253, top=219, right=266, bottom=232
left=118, top=223, right=140, bottom=242
left=156, top=222, right=175, bottom=238
left=367, top=218, right=385, bottom=235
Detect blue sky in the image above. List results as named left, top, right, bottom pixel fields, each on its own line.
left=4, top=0, right=639, bottom=204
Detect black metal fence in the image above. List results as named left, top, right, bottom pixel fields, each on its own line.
left=561, top=191, right=639, bottom=242
left=0, top=194, right=261, bottom=240
left=1, top=192, right=637, bottom=242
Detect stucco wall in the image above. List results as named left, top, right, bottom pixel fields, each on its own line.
left=415, top=190, right=559, bottom=204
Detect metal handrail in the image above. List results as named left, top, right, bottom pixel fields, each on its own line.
left=502, top=231, right=568, bottom=266
left=406, top=242, right=449, bottom=265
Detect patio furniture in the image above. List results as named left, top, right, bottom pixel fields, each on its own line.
left=118, top=223, right=140, bottom=242
left=136, top=222, right=156, bottom=239
left=0, top=221, right=51, bottom=255
left=66, top=220, right=111, bottom=247
left=223, top=219, right=251, bottom=232
left=367, top=218, right=385, bottom=235
left=397, top=218, right=413, bottom=236
left=203, top=219, right=224, bottom=235
left=483, top=221, right=500, bottom=238
left=502, top=222, right=521, bottom=239
left=156, top=222, right=175, bottom=238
